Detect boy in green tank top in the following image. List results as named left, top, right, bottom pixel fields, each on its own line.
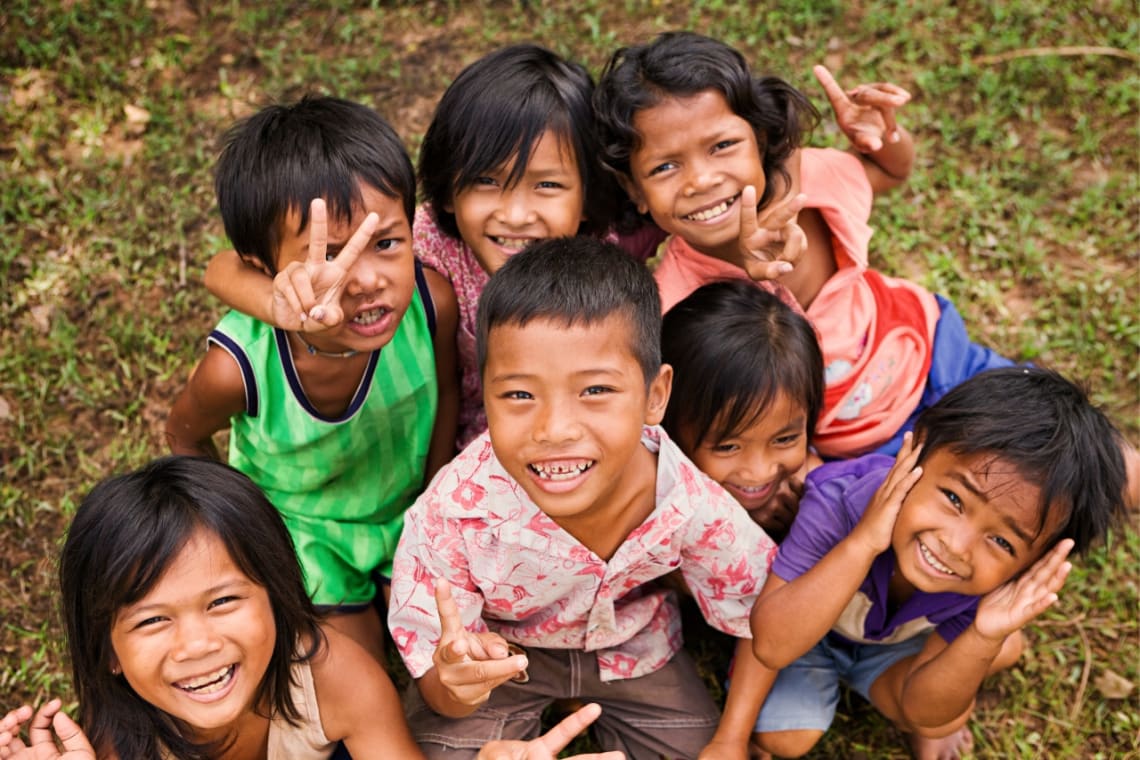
left=167, top=96, right=459, bottom=665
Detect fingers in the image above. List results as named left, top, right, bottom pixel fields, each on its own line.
left=327, top=210, right=379, bottom=275
left=737, top=185, right=759, bottom=242
left=52, top=709, right=95, bottom=753
left=27, top=699, right=62, bottom=747
left=435, top=578, right=465, bottom=641
left=812, top=64, right=849, bottom=108
left=306, top=198, right=329, bottom=266
left=534, top=703, right=603, bottom=753
left=438, top=655, right=530, bottom=705
left=465, top=631, right=511, bottom=661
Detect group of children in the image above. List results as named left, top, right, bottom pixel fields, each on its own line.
left=3, top=30, right=1135, bottom=760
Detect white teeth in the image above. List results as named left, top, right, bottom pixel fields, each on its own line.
left=531, top=461, right=592, bottom=480
left=684, top=195, right=737, bottom=222
left=353, top=307, right=387, bottom=325
left=176, top=664, right=234, bottom=693
left=491, top=237, right=536, bottom=251
left=733, top=481, right=773, bottom=495
left=920, top=542, right=956, bottom=576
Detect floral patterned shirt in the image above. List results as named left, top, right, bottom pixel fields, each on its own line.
left=388, top=425, right=777, bottom=682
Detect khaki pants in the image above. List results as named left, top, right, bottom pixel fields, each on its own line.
left=405, top=645, right=720, bottom=760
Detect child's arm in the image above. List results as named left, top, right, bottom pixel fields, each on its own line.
left=165, top=349, right=247, bottom=458
left=883, top=539, right=1075, bottom=731
left=422, top=268, right=459, bottom=480
left=699, top=639, right=778, bottom=760
left=416, top=579, right=529, bottom=718
left=0, top=699, right=95, bottom=759
left=203, top=199, right=379, bottom=332
left=751, top=436, right=924, bottom=668
left=813, top=65, right=915, bottom=194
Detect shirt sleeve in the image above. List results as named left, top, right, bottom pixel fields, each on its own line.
left=387, top=471, right=489, bottom=679
left=771, top=462, right=863, bottom=582
left=678, top=490, right=778, bottom=639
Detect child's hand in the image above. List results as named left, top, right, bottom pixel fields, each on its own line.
left=850, top=433, right=923, bottom=555
left=737, top=185, right=807, bottom=282
left=0, top=699, right=95, bottom=759
left=973, top=539, right=1074, bottom=643
left=813, top=65, right=911, bottom=154
left=271, top=198, right=379, bottom=333
left=432, top=579, right=528, bottom=708
left=475, top=703, right=624, bottom=760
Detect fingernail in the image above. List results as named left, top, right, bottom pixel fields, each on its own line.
left=777, top=262, right=793, bottom=274
left=311, top=307, right=325, bottom=322
left=890, top=131, right=901, bottom=143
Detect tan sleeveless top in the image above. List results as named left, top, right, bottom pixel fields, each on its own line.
left=267, top=658, right=335, bottom=759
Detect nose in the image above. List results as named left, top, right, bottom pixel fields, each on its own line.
left=495, top=187, right=537, bottom=227
left=170, top=615, right=223, bottom=662
left=345, top=259, right=387, bottom=297
left=532, top=398, right=582, bottom=445
left=941, top=519, right=978, bottom=562
left=683, top=157, right=721, bottom=196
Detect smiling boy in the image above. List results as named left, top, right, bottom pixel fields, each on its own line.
left=748, top=367, right=1129, bottom=760
left=388, top=237, right=778, bottom=759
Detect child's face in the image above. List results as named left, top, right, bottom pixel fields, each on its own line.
left=109, top=526, right=275, bottom=742
left=686, top=390, right=809, bottom=536
left=447, top=129, right=585, bottom=275
left=483, top=313, right=671, bottom=527
left=624, top=89, right=765, bottom=263
left=275, top=184, right=415, bottom=355
left=891, top=448, right=1058, bottom=598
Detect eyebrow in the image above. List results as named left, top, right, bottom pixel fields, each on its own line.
left=320, top=219, right=405, bottom=252
left=488, top=367, right=624, bottom=384
left=120, top=579, right=253, bottom=618
left=950, top=471, right=1035, bottom=545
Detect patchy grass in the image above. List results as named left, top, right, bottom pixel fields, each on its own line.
left=2, top=1, right=1136, bottom=756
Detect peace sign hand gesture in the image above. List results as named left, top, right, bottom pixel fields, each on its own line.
left=0, top=700, right=95, bottom=760
left=813, top=65, right=911, bottom=154
left=431, top=579, right=529, bottom=708
left=270, top=198, right=378, bottom=332
left=737, top=185, right=807, bottom=283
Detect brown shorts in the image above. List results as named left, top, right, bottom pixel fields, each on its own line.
left=405, top=645, right=720, bottom=759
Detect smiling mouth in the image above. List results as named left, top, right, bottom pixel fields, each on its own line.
left=174, top=664, right=235, bottom=694
left=490, top=236, right=539, bottom=251
left=919, top=541, right=958, bottom=577
left=353, top=306, right=390, bottom=325
left=529, top=459, right=594, bottom=481
left=683, top=193, right=740, bottom=222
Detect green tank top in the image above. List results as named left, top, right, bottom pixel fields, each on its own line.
left=208, top=263, right=438, bottom=604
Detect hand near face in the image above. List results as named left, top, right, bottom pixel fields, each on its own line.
left=270, top=197, right=378, bottom=332
left=973, top=538, right=1074, bottom=642
left=813, top=65, right=911, bottom=154
left=476, top=703, right=624, bottom=760
left=432, top=579, right=529, bottom=708
left=737, top=185, right=807, bottom=282
left=851, top=433, right=923, bottom=555
left=0, top=700, right=95, bottom=760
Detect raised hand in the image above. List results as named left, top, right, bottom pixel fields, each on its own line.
left=475, top=703, right=624, bottom=760
left=0, top=700, right=95, bottom=760
left=813, top=65, right=911, bottom=154
left=850, top=432, right=923, bottom=555
left=974, top=539, right=1074, bottom=642
left=432, top=579, right=528, bottom=708
left=270, top=198, right=379, bottom=332
left=737, top=185, right=807, bottom=282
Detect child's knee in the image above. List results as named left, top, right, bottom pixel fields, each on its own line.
left=752, top=728, right=824, bottom=758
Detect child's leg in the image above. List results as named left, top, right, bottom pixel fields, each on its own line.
left=579, top=648, right=720, bottom=760
left=750, top=638, right=843, bottom=758
left=402, top=646, right=559, bottom=760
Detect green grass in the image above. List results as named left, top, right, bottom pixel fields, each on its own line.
left=1, top=1, right=1137, bottom=756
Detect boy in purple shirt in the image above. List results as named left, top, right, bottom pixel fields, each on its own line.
left=750, top=367, right=1129, bottom=760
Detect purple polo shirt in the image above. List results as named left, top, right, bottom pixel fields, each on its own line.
left=772, top=455, right=978, bottom=645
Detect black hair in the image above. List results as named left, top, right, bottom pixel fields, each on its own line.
left=419, top=43, right=618, bottom=240
left=662, top=280, right=823, bottom=451
left=60, top=456, right=323, bottom=760
left=476, top=236, right=661, bottom=383
left=594, top=31, right=819, bottom=211
left=913, top=367, right=1128, bottom=556
left=214, top=95, right=415, bottom=274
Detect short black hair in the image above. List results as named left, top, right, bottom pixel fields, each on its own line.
left=214, top=95, right=415, bottom=273
left=913, top=367, right=1128, bottom=555
left=476, top=236, right=661, bottom=383
left=419, top=44, right=618, bottom=240
left=60, top=456, right=322, bottom=760
left=662, top=280, right=823, bottom=450
left=595, top=31, right=818, bottom=211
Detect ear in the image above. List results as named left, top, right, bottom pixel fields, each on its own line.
left=644, top=363, right=673, bottom=426
left=109, top=654, right=121, bottom=676
left=617, top=173, right=649, bottom=215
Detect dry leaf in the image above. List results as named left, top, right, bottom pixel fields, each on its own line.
left=29, top=304, right=53, bottom=334
left=124, top=103, right=151, bottom=137
left=1094, top=669, right=1134, bottom=700
left=0, top=395, right=11, bottom=421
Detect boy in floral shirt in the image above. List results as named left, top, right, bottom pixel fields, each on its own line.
left=388, top=238, right=778, bottom=759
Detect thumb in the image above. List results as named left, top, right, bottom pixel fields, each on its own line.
left=53, top=710, right=95, bottom=753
